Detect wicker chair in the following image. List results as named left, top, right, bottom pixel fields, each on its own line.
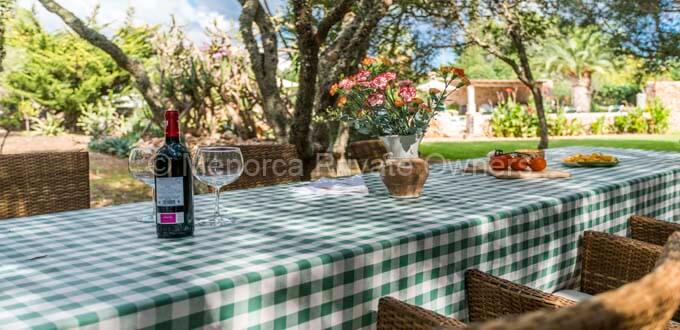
left=0, top=151, right=90, bottom=220
left=630, top=215, right=680, bottom=246
left=348, top=139, right=387, bottom=173
left=465, top=230, right=666, bottom=322
left=222, top=144, right=301, bottom=190
left=377, top=231, right=680, bottom=330
left=378, top=296, right=466, bottom=329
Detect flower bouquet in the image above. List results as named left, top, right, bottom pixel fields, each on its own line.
left=331, top=58, right=469, bottom=198
left=332, top=57, right=469, bottom=142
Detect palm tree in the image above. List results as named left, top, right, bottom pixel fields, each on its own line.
left=544, top=27, right=613, bottom=112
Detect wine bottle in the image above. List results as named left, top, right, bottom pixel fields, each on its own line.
left=154, top=109, right=194, bottom=238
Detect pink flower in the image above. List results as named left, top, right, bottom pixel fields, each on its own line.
left=338, top=78, right=356, bottom=91
left=367, top=93, right=385, bottom=106
left=370, top=72, right=396, bottom=90
left=398, top=85, right=417, bottom=103
left=355, top=70, right=371, bottom=82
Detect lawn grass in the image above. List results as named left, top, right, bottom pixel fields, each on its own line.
left=89, top=153, right=152, bottom=208
left=421, top=134, right=680, bottom=160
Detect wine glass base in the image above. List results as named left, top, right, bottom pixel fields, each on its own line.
left=195, top=216, right=236, bottom=227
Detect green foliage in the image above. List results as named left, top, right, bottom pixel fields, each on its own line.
left=645, top=99, right=670, bottom=134
left=593, top=84, right=640, bottom=106
left=2, top=8, right=155, bottom=128
left=77, top=97, right=119, bottom=137
left=31, top=112, right=65, bottom=136
left=590, top=116, right=608, bottom=135
left=612, top=108, right=648, bottom=134
left=88, top=136, right=134, bottom=158
left=543, top=26, right=613, bottom=80
left=491, top=101, right=590, bottom=138
left=489, top=97, right=538, bottom=138
left=453, top=46, right=514, bottom=79
left=609, top=99, right=670, bottom=134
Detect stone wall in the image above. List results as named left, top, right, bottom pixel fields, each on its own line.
left=645, top=81, right=680, bottom=131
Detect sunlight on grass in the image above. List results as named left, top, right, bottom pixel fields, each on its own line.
left=421, top=135, right=680, bottom=160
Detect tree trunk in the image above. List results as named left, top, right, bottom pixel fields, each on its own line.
left=291, top=1, right=321, bottom=180
left=570, top=76, right=591, bottom=112
left=238, top=0, right=288, bottom=142
left=508, top=28, right=549, bottom=149
left=531, top=86, right=549, bottom=149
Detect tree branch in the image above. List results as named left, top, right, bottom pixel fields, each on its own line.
left=316, top=0, right=354, bottom=42
left=466, top=32, right=529, bottom=85
left=37, top=0, right=164, bottom=118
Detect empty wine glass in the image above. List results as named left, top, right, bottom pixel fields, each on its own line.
left=128, top=147, right=157, bottom=223
left=193, top=147, right=244, bottom=226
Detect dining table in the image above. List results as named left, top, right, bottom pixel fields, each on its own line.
left=1, top=147, right=678, bottom=330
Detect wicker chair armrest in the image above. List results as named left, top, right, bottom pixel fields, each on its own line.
left=580, top=230, right=663, bottom=295
left=630, top=215, right=680, bottom=246
left=464, top=269, right=575, bottom=323
left=377, top=297, right=466, bottom=330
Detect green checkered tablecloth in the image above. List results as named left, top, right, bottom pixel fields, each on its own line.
left=1, top=147, right=678, bottom=329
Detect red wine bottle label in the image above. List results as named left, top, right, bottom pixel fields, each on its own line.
left=156, top=177, right=185, bottom=207
left=157, top=212, right=184, bottom=224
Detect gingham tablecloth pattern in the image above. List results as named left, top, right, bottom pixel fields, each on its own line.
left=1, top=147, right=678, bottom=330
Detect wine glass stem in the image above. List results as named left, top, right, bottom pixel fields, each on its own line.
left=151, top=186, right=156, bottom=220
left=213, top=187, right=221, bottom=219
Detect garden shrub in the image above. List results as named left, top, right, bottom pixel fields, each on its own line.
left=612, top=107, right=648, bottom=133
left=88, top=136, right=135, bottom=158
left=566, top=119, right=585, bottom=136
left=609, top=99, right=670, bottom=134
left=645, top=98, right=670, bottom=134
left=489, top=97, right=538, bottom=138
left=590, top=116, right=608, bottom=135
left=31, top=113, right=65, bottom=136
left=594, top=84, right=640, bottom=106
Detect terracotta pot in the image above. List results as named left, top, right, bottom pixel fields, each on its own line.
left=380, top=158, right=429, bottom=198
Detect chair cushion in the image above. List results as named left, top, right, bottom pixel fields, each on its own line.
left=553, top=289, right=593, bottom=302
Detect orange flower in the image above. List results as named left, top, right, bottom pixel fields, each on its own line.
left=413, top=97, right=424, bottom=105
left=394, top=99, right=404, bottom=107
left=429, top=88, right=441, bottom=95
left=329, top=83, right=339, bottom=96
left=361, top=57, right=377, bottom=65
left=452, top=67, right=465, bottom=77
left=336, top=95, right=347, bottom=107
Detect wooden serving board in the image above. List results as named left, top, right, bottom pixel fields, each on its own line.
left=463, top=161, right=571, bottom=180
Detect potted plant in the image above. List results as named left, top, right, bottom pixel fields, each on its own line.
left=331, top=58, right=469, bottom=197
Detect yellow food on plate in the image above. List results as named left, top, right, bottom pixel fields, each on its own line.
left=562, top=152, right=617, bottom=163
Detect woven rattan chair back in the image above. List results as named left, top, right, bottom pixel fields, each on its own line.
left=349, top=139, right=387, bottom=173
left=221, top=144, right=301, bottom=190
left=0, top=152, right=90, bottom=219
left=630, top=215, right=680, bottom=246
left=469, top=231, right=680, bottom=330
left=380, top=232, right=680, bottom=330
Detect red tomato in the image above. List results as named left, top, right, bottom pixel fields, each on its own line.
left=489, top=154, right=511, bottom=171
left=510, top=157, right=529, bottom=171
left=530, top=157, right=547, bottom=171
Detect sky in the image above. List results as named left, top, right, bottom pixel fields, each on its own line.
left=17, top=0, right=453, bottom=65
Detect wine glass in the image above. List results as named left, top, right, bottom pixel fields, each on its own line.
left=193, top=147, right=244, bottom=226
left=128, top=147, right=157, bottom=223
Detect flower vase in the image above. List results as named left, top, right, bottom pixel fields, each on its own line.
left=379, top=135, right=429, bottom=198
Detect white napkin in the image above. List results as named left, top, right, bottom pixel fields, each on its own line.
left=292, top=175, right=369, bottom=196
